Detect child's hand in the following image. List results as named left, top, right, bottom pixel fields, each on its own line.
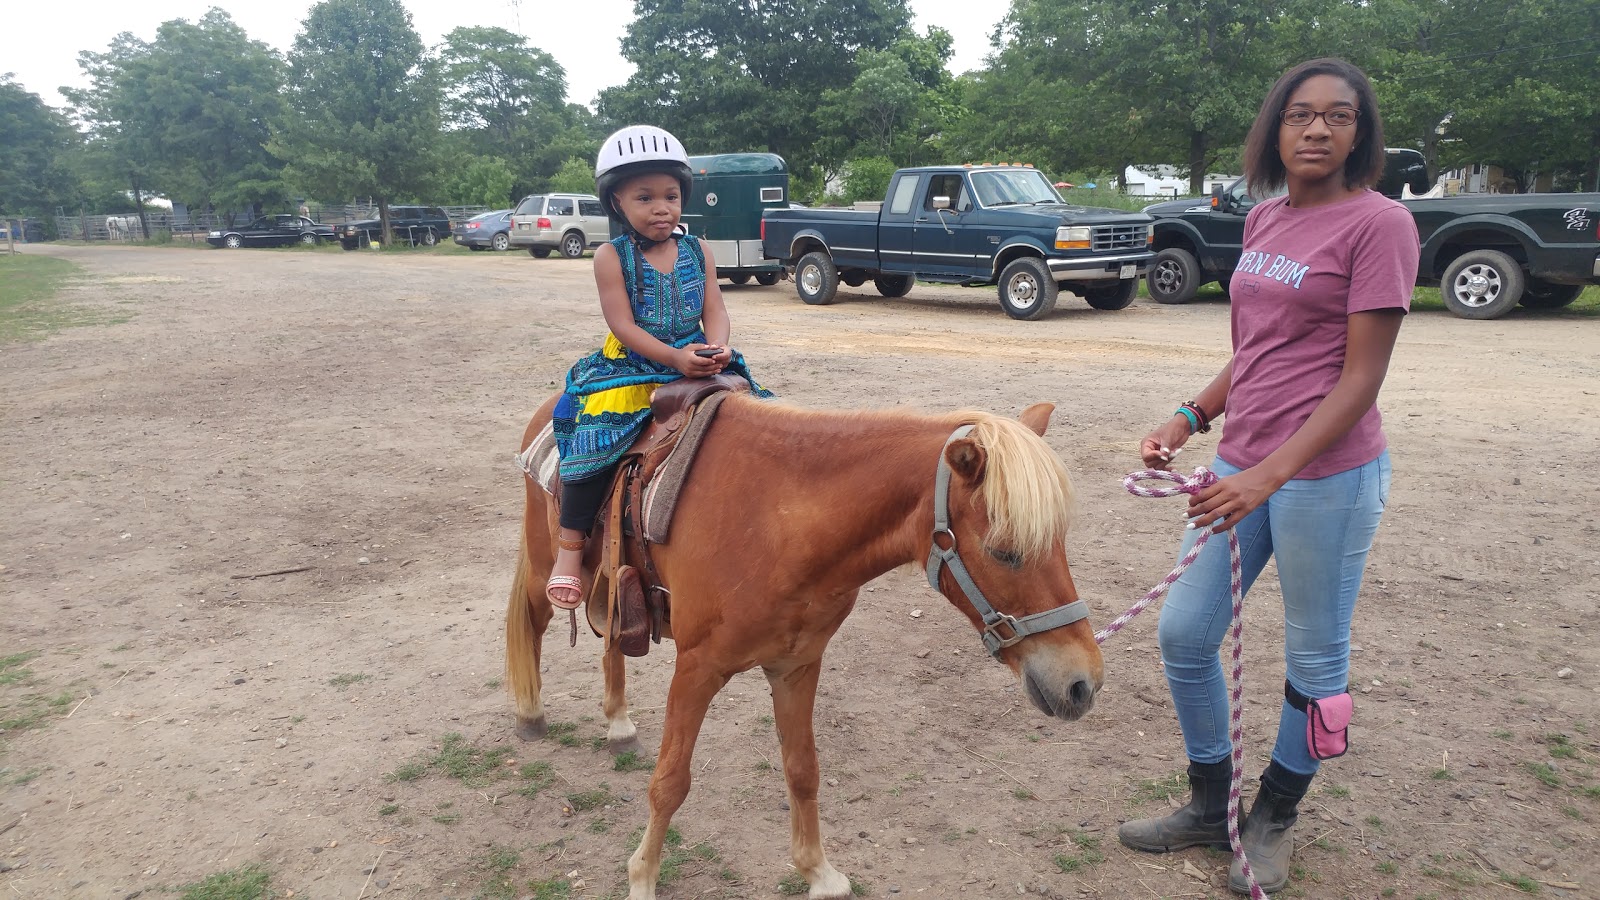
left=678, top=344, right=726, bottom=377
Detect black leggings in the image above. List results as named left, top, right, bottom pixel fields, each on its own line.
left=558, top=470, right=616, bottom=533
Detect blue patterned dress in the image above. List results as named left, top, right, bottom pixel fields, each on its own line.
left=552, top=234, right=772, bottom=483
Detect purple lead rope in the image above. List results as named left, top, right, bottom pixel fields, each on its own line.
left=1099, top=467, right=1265, bottom=900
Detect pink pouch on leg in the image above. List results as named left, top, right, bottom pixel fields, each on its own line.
left=1286, top=680, right=1352, bottom=761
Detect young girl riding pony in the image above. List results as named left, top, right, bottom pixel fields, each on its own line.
left=546, top=125, right=772, bottom=610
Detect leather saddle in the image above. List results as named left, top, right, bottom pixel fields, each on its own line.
left=572, top=372, right=747, bottom=656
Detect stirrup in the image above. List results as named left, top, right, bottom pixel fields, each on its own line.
left=545, top=575, right=584, bottom=610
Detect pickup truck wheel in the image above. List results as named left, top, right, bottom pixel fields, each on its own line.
left=1148, top=247, right=1200, bottom=304
left=841, top=271, right=868, bottom=287
left=1084, top=278, right=1138, bottom=310
left=1519, top=279, right=1583, bottom=309
left=997, top=257, right=1058, bottom=320
left=491, top=232, right=510, bottom=252
left=1442, top=249, right=1524, bottom=319
left=795, top=251, right=840, bottom=305
left=560, top=232, right=586, bottom=259
left=729, top=274, right=752, bottom=285
left=756, top=272, right=780, bottom=286
left=875, top=274, right=915, bottom=297
left=529, top=247, right=552, bottom=258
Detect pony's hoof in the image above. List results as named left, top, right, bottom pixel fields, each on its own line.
left=607, top=734, right=643, bottom=756
left=515, top=715, right=548, bottom=741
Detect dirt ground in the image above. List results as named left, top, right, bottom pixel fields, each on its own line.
left=3, top=243, right=1597, bottom=900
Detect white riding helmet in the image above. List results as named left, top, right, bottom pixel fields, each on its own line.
left=594, top=125, right=693, bottom=221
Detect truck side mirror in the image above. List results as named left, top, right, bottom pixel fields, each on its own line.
left=1210, top=183, right=1228, bottom=212
left=932, top=196, right=952, bottom=211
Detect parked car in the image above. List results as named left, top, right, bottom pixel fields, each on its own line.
left=761, top=163, right=1154, bottom=320
left=338, top=206, right=452, bottom=250
left=1142, top=148, right=1600, bottom=318
left=206, top=215, right=337, bottom=249
left=453, top=209, right=514, bottom=251
left=510, top=193, right=610, bottom=258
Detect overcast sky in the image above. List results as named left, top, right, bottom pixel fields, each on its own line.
left=1, top=0, right=1006, bottom=112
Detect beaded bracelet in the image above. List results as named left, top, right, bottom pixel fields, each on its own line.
left=1181, top=400, right=1212, bottom=434
left=1175, top=405, right=1202, bottom=434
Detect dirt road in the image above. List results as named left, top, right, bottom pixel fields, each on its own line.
left=3, top=244, right=1596, bottom=899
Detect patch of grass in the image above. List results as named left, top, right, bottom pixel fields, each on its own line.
left=1546, top=734, right=1577, bottom=759
left=1365, top=815, right=1385, bottom=830
left=1128, top=771, right=1188, bottom=805
left=587, top=819, right=609, bottom=834
left=1492, top=729, right=1514, bottom=740
left=432, top=732, right=514, bottom=785
left=1410, top=284, right=1600, bottom=318
left=175, top=864, right=270, bottom=900
left=1053, top=841, right=1106, bottom=874
left=431, top=812, right=461, bottom=825
left=378, top=803, right=399, bottom=816
left=384, top=761, right=427, bottom=783
left=485, top=677, right=503, bottom=690
left=111, top=643, right=134, bottom=652
left=3, top=767, right=43, bottom=786
left=473, top=845, right=520, bottom=899
left=1376, top=861, right=1399, bottom=874
left=566, top=785, right=614, bottom=812
left=1499, top=873, right=1540, bottom=893
left=527, top=877, right=572, bottom=900
left=1430, top=768, right=1454, bottom=781
left=1011, top=787, right=1036, bottom=800
left=754, top=759, right=773, bottom=772
left=1581, top=785, right=1600, bottom=799
left=517, top=761, right=555, bottom=797
left=0, top=651, right=39, bottom=686
left=1561, top=805, right=1581, bottom=820
left=1524, top=761, right=1561, bottom=788
left=1324, top=784, right=1351, bottom=799
left=0, top=255, right=106, bottom=342
left=613, top=750, right=651, bottom=772
left=327, top=672, right=370, bottom=689
left=777, top=873, right=808, bottom=895
left=546, top=721, right=581, bottom=748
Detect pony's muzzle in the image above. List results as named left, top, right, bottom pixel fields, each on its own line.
left=1021, top=658, right=1100, bottom=721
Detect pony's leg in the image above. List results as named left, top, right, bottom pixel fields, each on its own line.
left=504, top=543, right=553, bottom=740
left=601, top=639, right=638, bottom=751
left=766, top=661, right=852, bottom=900
left=627, top=658, right=728, bottom=900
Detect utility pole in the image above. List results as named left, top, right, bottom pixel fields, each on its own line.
left=4, top=214, right=15, bottom=256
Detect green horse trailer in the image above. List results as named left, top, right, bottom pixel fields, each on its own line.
left=684, top=153, right=789, bottom=284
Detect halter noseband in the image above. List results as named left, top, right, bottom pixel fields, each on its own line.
left=925, top=425, right=1091, bottom=659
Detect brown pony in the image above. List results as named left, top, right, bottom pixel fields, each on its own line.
left=505, top=393, right=1104, bottom=900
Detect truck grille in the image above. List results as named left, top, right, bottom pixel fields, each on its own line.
left=1092, top=225, right=1146, bottom=252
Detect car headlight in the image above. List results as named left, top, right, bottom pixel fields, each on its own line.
left=208, top=231, right=221, bottom=237
left=1055, top=226, right=1091, bottom=250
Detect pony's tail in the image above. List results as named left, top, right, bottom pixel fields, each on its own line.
left=504, top=542, right=545, bottom=723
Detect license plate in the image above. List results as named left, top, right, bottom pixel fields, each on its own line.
left=1119, top=264, right=1136, bottom=279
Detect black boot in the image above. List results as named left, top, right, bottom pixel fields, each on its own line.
left=1119, top=758, right=1233, bottom=852
left=1228, top=763, right=1312, bottom=894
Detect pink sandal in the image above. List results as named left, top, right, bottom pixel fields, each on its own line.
left=545, top=575, right=584, bottom=610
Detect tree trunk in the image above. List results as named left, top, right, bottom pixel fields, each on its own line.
left=378, top=198, right=392, bottom=248
left=1187, top=130, right=1209, bottom=196
left=131, top=177, right=150, bottom=240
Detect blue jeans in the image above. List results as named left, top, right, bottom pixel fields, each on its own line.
left=1156, top=452, right=1390, bottom=776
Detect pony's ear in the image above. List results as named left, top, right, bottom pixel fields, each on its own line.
left=1019, top=403, right=1055, bottom=436
left=945, top=437, right=987, bottom=485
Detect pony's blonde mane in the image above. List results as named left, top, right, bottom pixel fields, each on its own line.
left=966, top=414, right=1076, bottom=561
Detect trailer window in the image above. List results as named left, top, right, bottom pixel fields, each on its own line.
left=760, top=187, right=784, bottom=203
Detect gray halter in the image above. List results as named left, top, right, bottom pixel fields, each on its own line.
left=925, top=425, right=1092, bottom=658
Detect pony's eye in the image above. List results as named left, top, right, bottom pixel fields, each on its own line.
left=988, top=547, right=1022, bottom=568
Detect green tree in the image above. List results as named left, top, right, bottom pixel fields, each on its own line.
left=63, top=10, right=287, bottom=229
left=277, top=0, right=441, bottom=244
left=0, top=75, right=81, bottom=217
left=598, top=0, right=912, bottom=176
left=441, top=155, right=516, bottom=207
left=815, top=28, right=962, bottom=170
left=547, top=157, right=594, bottom=194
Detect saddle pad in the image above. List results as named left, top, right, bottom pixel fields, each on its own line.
left=641, top=390, right=731, bottom=544
left=515, top=421, right=560, bottom=497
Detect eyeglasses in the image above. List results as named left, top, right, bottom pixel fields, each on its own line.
left=1280, top=107, right=1360, bottom=127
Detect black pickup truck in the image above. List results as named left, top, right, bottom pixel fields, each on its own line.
left=338, top=205, right=453, bottom=250
left=760, top=164, right=1154, bottom=320
left=1143, top=150, right=1600, bottom=319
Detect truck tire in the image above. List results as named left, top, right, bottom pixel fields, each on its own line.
left=1519, top=279, right=1583, bottom=309
left=729, top=274, right=752, bottom=285
left=756, top=272, right=780, bottom=286
left=1148, top=247, right=1201, bottom=304
left=997, top=257, right=1058, bottom=320
left=841, top=270, right=868, bottom=287
left=529, top=247, right=552, bottom=258
left=1084, top=278, right=1138, bottom=310
left=875, top=274, right=915, bottom=297
left=1441, top=249, right=1524, bottom=319
left=418, top=229, right=438, bottom=247
left=795, top=251, right=840, bottom=305
left=560, top=232, right=586, bottom=259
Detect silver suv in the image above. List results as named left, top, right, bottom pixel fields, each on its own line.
left=510, top=193, right=611, bottom=258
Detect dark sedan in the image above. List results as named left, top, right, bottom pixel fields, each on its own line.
left=207, top=215, right=337, bottom=249
left=453, top=209, right=514, bottom=251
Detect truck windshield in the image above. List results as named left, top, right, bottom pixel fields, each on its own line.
left=971, top=170, right=1062, bottom=207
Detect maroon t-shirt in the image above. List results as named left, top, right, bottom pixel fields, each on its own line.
left=1216, top=190, right=1419, bottom=479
